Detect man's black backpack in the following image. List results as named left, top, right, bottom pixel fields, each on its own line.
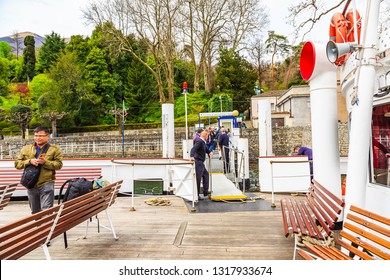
left=57, top=177, right=94, bottom=248
left=57, top=177, right=93, bottom=204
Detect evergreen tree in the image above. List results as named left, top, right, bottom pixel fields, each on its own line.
left=84, top=47, right=116, bottom=124
left=0, top=42, right=12, bottom=59
left=265, top=31, right=290, bottom=80
left=214, top=48, right=257, bottom=113
left=0, top=58, right=10, bottom=97
left=127, top=53, right=158, bottom=122
left=49, top=52, right=85, bottom=127
left=37, top=32, right=66, bottom=73
left=21, top=35, right=36, bottom=83
left=66, top=35, right=91, bottom=65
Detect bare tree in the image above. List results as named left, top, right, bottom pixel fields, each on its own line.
left=84, top=0, right=269, bottom=98
left=249, top=38, right=267, bottom=88
left=83, top=0, right=183, bottom=104
left=287, top=0, right=345, bottom=42
left=180, top=0, right=268, bottom=92
left=180, top=0, right=230, bottom=92
left=41, top=112, right=67, bottom=137
left=10, top=31, right=23, bottom=59
left=226, top=0, right=269, bottom=52
left=10, top=104, right=32, bottom=139
left=108, top=106, right=127, bottom=135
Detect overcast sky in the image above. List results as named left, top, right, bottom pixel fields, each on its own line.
left=0, top=0, right=365, bottom=44
left=0, top=0, right=93, bottom=38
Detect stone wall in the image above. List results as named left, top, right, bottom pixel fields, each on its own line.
left=241, top=123, right=349, bottom=164
left=1, top=125, right=349, bottom=162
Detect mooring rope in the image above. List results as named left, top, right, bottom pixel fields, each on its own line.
left=218, top=194, right=266, bottom=204
left=144, top=197, right=172, bottom=206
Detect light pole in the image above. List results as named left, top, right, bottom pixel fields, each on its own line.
left=219, top=95, right=222, bottom=112
left=183, top=82, right=189, bottom=141
left=182, top=82, right=191, bottom=159
left=122, top=99, right=125, bottom=157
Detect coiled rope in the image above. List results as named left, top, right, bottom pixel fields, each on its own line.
left=144, top=197, right=172, bottom=206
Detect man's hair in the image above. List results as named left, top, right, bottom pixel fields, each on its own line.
left=197, top=128, right=204, bottom=133
left=34, top=126, right=50, bottom=135
left=294, top=145, right=302, bottom=152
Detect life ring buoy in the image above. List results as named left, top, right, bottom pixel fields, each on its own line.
left=329, top=12, right=348, bottom=66
left=329, top=9, right=361, bottom=66
left=346, top=9, right=361, bottom=43
left=330, top=12, right=347, bottom=43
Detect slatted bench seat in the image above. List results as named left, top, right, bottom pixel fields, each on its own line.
left=280, top=179, right=345, bottom=259
left=0, top=167, right=102, bottom=191
left=0, top=183, right=17, bottom=210
left=0, top=180, right=122, bottom=260
left=298, top=205, right=390, bottom=260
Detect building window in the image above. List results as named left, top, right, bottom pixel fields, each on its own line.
left=272, top=118, right=284, bottom=127
left=271, top=102, right=275, bottom=111
left=371, top=103, right=390, bottom=187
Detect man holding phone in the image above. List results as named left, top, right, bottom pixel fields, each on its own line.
left=15, top=126, right=63, bottom=214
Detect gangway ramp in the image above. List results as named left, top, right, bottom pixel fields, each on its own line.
left=210, top=173, right=247, bottom=201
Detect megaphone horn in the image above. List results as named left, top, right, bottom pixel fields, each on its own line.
left=326, top=41, right=353, bottom=63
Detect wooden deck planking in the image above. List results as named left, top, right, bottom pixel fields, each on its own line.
left=0, top=194, right=295, bottom=260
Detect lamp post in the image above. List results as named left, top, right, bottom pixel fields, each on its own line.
left=183, top=82, right=189, bottom=141
left=219, top=95, right=222, bottom=112
left=122, top=99, right=125, bottom=157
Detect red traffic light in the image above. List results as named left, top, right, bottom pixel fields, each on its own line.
left=182, top=82, right=188, bottom=89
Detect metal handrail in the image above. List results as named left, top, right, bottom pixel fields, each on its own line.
left=221, top=145, right=247, bottom=192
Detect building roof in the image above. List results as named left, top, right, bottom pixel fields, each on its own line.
left=277, top=85, right=310, bottom=104
left=251, top=90, right=286, bottom=98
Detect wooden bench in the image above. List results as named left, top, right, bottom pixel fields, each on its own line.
left=0, top=183, right=17, bottom=210
left=0, top=180, right=122, bottom=260
left=280, top=179, right=345, bottom=259
left=298, top=205, right=390, bottom=260
left=0, top=167, right=102, bottom=192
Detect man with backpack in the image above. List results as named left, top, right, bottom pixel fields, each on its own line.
left=15, top=126, right=63, bottom=214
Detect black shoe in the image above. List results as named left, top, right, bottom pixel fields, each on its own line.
left=219, top=157, right=221, bottom=160
left=198, top=196, right=204, bottom=201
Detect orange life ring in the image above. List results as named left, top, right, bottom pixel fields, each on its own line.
left=329, top=9, right=361, bottom=66
left=346, top=9, right=361, bottom=43
left=329, top=12, right=348, bottom=66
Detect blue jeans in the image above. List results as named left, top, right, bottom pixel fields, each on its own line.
left=27, top=182, right=54, bottom=214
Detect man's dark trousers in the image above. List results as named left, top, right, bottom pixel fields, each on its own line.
left=223, top=148, right=230, bottom=174
left=195, top=159, right=209, bottom=196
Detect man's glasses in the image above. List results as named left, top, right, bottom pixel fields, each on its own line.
left=34, top=134, right=48, bottom=138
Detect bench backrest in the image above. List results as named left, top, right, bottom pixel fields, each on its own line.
left=281, top=179, right=345, bottom=242
left=51, top=180, right=122, bottom=240
left=0, top=205, right=62, bottom=260
left=0, top=183, right=17, bottom=210
left=0, top=167, right=102, bottom=190
left=306, top=179, right=345, bottom=235
left=0, top=180, right=122, bottom=260
left=339, top=205, right=390, bottom=260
